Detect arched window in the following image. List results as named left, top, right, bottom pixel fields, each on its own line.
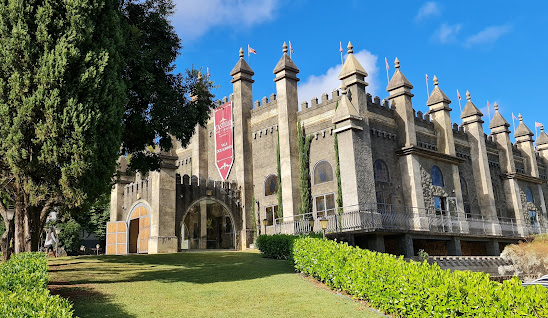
left=374, top=159, right=390, bottom=183
left=314, top=161, right=334, bottom=185
left=526, top=187, right=534, bottom=203
left=431, top=166, right=444, bottom=187
left=264, top=174, right=278, bottom=196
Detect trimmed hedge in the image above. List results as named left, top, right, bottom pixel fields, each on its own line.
left=256, top=234, right=297, bottom=260
left=293, top=237, right=548, bottom=317
left=0, top=252, right=74, bottom=317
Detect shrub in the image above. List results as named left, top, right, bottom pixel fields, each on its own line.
left=256, top=234, right=296, bottom=260
left=500, top=234, right=548, bottom=281
left=256, top=233, right=322, bottom=260
left=0, top=252, right=74, bottom=317
left=0, top=288, right=73, bottom=318
left=293, top=237, right=548, bottom=317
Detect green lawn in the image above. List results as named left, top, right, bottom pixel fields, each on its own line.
left=48, top=250, right=385, bottom=318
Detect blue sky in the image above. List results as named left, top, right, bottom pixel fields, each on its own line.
left=171, top=0, right=548, bottom=139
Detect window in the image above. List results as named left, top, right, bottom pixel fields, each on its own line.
left=265, top=205, right=278, bottom=226
left=225, top=216, right=233, bottom=234
left=314, top=193, right=335, bottom=218
left=314, top=161, right=334, bottom=184
left=526, top=187, right=534, bottom=203
left=431, top=166, right=444, bottom=187
left=264, top=174, right=278, bottom=196
left=529, top=210, right=539, bottom=227
left=376, top=191, right=392, bottom=213
left=434, top=196, right=446, bottom=214
left=374, top=159, right=390, bottom=183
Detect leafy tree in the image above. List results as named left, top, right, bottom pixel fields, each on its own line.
left=0, top=0, right=213, bottom=256
left=57, top=219, right=82, bottom=254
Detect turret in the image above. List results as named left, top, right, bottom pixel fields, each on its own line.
left=461, top=91, right=500, bottom=236
left=274, top=42, right=301, bottom=218
left=231, top=47, right=255, bottom=248
left=338, top=42, right=368, bottom=114
left=386, top=58, right=416, bottom=147
left=489, top=103, right=525, bottom=236
left=514, top=114, right=538, bottom=177
left=426, top=76, right=455, bottom=156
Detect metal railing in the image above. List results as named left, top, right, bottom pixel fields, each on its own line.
left=263, top=204, right=548, bottom=238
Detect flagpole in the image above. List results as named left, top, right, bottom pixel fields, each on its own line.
left=426, top=76, right=429, bottom=99
left=248, top=44, right=250, bottom=63
left=487, top=101, right=491, bottom=122
left=512, top=113, right=516, bottom=134
left=289, top=41, right=292, bottom=59
left=458, top=98, right=462, bottom=113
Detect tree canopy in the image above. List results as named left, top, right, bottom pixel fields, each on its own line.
left=0, top=0, right=214, bottom=256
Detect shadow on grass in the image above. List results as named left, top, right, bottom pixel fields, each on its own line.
left=49, top=251, right=294, bottom=285
left=49, top=282, right=137, bottom=318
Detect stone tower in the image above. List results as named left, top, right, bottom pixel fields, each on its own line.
left=274, top=42, right=301, bottom=218
left=230, top=48, right=255, bottom=248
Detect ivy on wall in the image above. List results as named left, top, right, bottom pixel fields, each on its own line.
left=298, top=120, right=313, bottom=215
left=334, top=102, right=343, bottom=213
left=251, top=194, right=257, bottom=239
left=276, top=131, right=283, bottom=218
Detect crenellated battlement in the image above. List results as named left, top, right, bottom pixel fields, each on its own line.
left=122, top=176, right=153, bottom=212
left=452, top=123, right=468, bottom=140
left=299, top=89, right=341, bottom=113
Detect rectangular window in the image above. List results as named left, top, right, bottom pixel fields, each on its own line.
left=314, top=193, right=335, bottom=218
left=376, top=192, right=392, bottom=213
left=529, top=210, right=538, bottom=226
left=265, top=205, right=278, bottom=226
left=433, top=196, right=445, bottom=215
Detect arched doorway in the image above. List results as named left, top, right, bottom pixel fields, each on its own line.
left=181, top=198, right=235, bottom=250
left=127, top=203, right=151, bottom=254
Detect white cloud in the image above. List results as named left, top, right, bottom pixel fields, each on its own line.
left=415, top=2, right=441, bottom=21
left=298, top=50, right=379, bottom=107
left=433, top=23, right=461, bottom=44
left=465, top=25, right=511, bottom=47
left=172, top=0, right=278, bottom=41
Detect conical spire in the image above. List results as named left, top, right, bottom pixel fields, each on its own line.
left=386, top=57, right=413, bottom=91
left=514, top=114, right=534, bottom=138
left=338, top=41, right=367, bottom=80
left=460, top=90, right=483, bottom=119
left=332, top=84, right=360, bottom=124
left=489, top=102, right=510, bottom=129
left=426, top=75, right=451, bottom=106
left=230, top=47, right=254, bottom=82
left=273, top=42, right=299, bottom=75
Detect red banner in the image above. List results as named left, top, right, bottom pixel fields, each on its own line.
left=214, top=102, right=234, bottom=180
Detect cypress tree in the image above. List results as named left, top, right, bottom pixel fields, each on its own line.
left=276, top=131, right=283, bottom=218
left=297, top=120, right=313, bottom=215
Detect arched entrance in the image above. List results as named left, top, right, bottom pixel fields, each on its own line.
left=181, top=198, right=235, bottom=250
left=127, top=203, right=151, bottom=254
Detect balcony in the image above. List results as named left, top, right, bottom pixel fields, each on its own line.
left=263, top=205, right=546, bottom=239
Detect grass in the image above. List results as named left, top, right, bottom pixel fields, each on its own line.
left=48, top=250, right=385, bottom=318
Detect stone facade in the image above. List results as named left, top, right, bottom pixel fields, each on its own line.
left=107, top=42, right=548, bottom=257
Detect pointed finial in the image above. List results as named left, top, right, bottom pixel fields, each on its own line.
left=519, top=113, right=523, bottom=122
left=542, top=125, right=545, bottom=132
left=347, top=41, right=353, bottom=54
left=466, top=90, right=471, bottom=101
left=494, top=102, right=499, bottom=111
left=283, top=42, right=288, bottom=53
left=394, top=57, right=400, bottom=69
left=433, top=75, right=439, bottom=86
left=239, top=47, right=244, bottom=58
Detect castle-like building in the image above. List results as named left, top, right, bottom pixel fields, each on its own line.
left=106, top=42, right=548, bottom=257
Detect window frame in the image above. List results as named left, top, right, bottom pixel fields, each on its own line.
left=313, top=160, right=334, bottom=185
left=431, top=165, right=444, bottom=187
left=373, top=159, right=390, bottom=183
left=313, top=193, right=336, bottom=219
left=264, top=174, right=278, bottom=197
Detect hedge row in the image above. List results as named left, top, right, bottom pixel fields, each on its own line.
left=293, top=237, right=548, bottom=317
left=0, top=252, right=73, bottom=317
left=256, top=233, right=323, bottom=260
